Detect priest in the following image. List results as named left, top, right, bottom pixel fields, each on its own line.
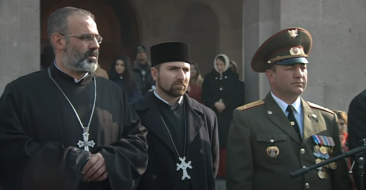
left=132, top=42, right=219, bottom=190
left=0, top=7, right=148, bottom=190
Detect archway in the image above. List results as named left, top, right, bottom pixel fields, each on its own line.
left=177, top=3, right=220, bottom=76
left=40, top=0, right=140, bottom=72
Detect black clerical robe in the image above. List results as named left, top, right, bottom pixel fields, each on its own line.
left=0, top=66, right=148, bottom=190
left=132, top=92, right=219, bottom=190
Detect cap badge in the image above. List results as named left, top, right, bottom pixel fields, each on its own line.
left=289, top=47, right=305, bottom=55
left=288, top=29, right=298, bottom=38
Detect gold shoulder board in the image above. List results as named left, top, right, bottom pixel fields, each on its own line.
left=307, top=101, right=335, bottom=114
left=237, top=100, right=265, bottom=111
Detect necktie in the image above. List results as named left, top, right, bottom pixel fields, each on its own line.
left=286, top=105, right=301, bottom=139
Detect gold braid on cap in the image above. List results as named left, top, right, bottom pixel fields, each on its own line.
left=267, top=54, right=308, bottom=64
left=267, top=47, right=307, bottom=64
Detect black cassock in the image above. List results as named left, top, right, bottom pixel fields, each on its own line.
left=132, top=92, right=219, bottom=190
left=0, top=66, right=148, bottom=190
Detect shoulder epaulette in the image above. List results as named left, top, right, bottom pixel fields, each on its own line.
left=307, top=101, right=335, bottom=114
left=237, top=100, right=265, bottom=111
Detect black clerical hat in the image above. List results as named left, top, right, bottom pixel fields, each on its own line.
left=251, top=27, right=313, bottom=72
left=150, top=42, right=190, bottom=67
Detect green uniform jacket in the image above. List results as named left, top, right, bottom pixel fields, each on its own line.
left=226, top=93, right=352, bottom=190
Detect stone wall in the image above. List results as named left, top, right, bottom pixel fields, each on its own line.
left=244, top=0, right=366, bottom=111
left=0, top=0, right=40, bottom=93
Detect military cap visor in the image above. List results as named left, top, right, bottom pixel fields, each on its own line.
left=251, top=27, right=313, bottom=72
left=277, top=57, right=309, bottom=65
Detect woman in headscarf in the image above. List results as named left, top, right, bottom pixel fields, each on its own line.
left=201, top=54, right=242, bottom=179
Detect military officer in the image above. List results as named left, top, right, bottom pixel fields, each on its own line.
left=226, top=27, right=353, bottom=190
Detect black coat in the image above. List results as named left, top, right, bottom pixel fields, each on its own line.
left=133, top=61, right=154, bottom=96
left=201, top=69, right=242, bottom=147
left=348, top=89, right=366, bottom=189
left=132, top=92, right=219, bottom=190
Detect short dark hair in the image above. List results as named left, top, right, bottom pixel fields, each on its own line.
left=153, top=64, right=161, bottom=72
left=47, top=7, right=95, bottom=46
left=267, top=64, right=277, bottom=72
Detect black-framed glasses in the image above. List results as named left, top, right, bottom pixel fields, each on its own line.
left=59, top=33, right=103, bottom=44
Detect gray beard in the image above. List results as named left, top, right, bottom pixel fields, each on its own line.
left=62, top=46, right=98, bottom=73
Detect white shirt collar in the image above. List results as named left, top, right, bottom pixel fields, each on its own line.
left=54, top=61, right=89, bottom=83
left=271, top=91, right=302, bottom=114
left=153, top=90, right=184, bottom=110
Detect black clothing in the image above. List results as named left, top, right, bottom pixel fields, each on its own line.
left=0, top=66, right=148, bottom=190
left=133, top=61, right=154, bottom=96
left=201, top=68, right=242, bottom=147
left=132, top=92, right=219, bottom=190
left=348, top=89, right=366, bottom=190
left=111, top=77, right=141, bottom=103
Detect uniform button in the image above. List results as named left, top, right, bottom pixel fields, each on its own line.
left=300, top=148, right=305, bottom=154
left=303, top=166, right=306, bottom=168
left=151, top=174, right=157, bottom=180
left=219, top=87, right=223, bottom=91
left=200, top=149, right=204, bottom=154
left=270, top=139, right=274, bottom=143
left=305, top=182, right=310, bottom=188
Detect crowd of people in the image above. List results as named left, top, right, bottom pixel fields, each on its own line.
left=1, top=6, right=365, bottom=190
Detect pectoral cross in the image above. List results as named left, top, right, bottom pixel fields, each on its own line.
left=176, top=156, right=193, bottom=180
left=77, top=132, right=95, bottom=151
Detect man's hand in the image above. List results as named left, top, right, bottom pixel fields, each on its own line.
left=214, top=102, right=226, bottom=113
left=82, top=153, right=108, bottom=182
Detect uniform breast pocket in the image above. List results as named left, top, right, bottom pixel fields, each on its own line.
left=255, top=134, right=288, bottom=164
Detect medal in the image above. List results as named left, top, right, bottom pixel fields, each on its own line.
left=266, top=146, right=280, bottom=158
left=329, top=162, right=337, bottom=169
left=315, top=158, right=322, bottom=164
left=320, top=146, right=328, bottom=154
left=327, top=147, right=333, bottom=154
left=318, top=170, right=325, bottom=179
left=323, top=170, right=328, bottom=179
left=314, top=145, right=320, bottom=153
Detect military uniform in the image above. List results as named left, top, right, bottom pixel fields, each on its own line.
left=226, top=27, right=352, bottom=190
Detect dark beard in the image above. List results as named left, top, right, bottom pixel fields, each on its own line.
left=157, top=76, right=187, bottom=97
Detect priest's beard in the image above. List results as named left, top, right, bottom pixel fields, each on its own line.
left=62, top=45, right=99, bottom=73
left=157, top=75, right=188, bottom=97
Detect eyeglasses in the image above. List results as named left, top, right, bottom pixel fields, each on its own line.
left=59, top=33, right=103, bottom=44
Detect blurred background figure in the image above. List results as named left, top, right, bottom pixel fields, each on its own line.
left=133, top=45, right=154, bottom=95
left=229, top=60, right=245, bottom=105
left=335, top=110, right=348, bottom=145
left=187, top=61, right=203, bottom=103
left=109, top=55, right=141, bottom=104
left=40, top=45, right=55, bottom=70
left=202, top=54, right=242, bottom=179
left=229, top=60, right=238, bottom=74
left=334, top=110, right=357, bottom=190
left=93, top=64, right=109, bottom=79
